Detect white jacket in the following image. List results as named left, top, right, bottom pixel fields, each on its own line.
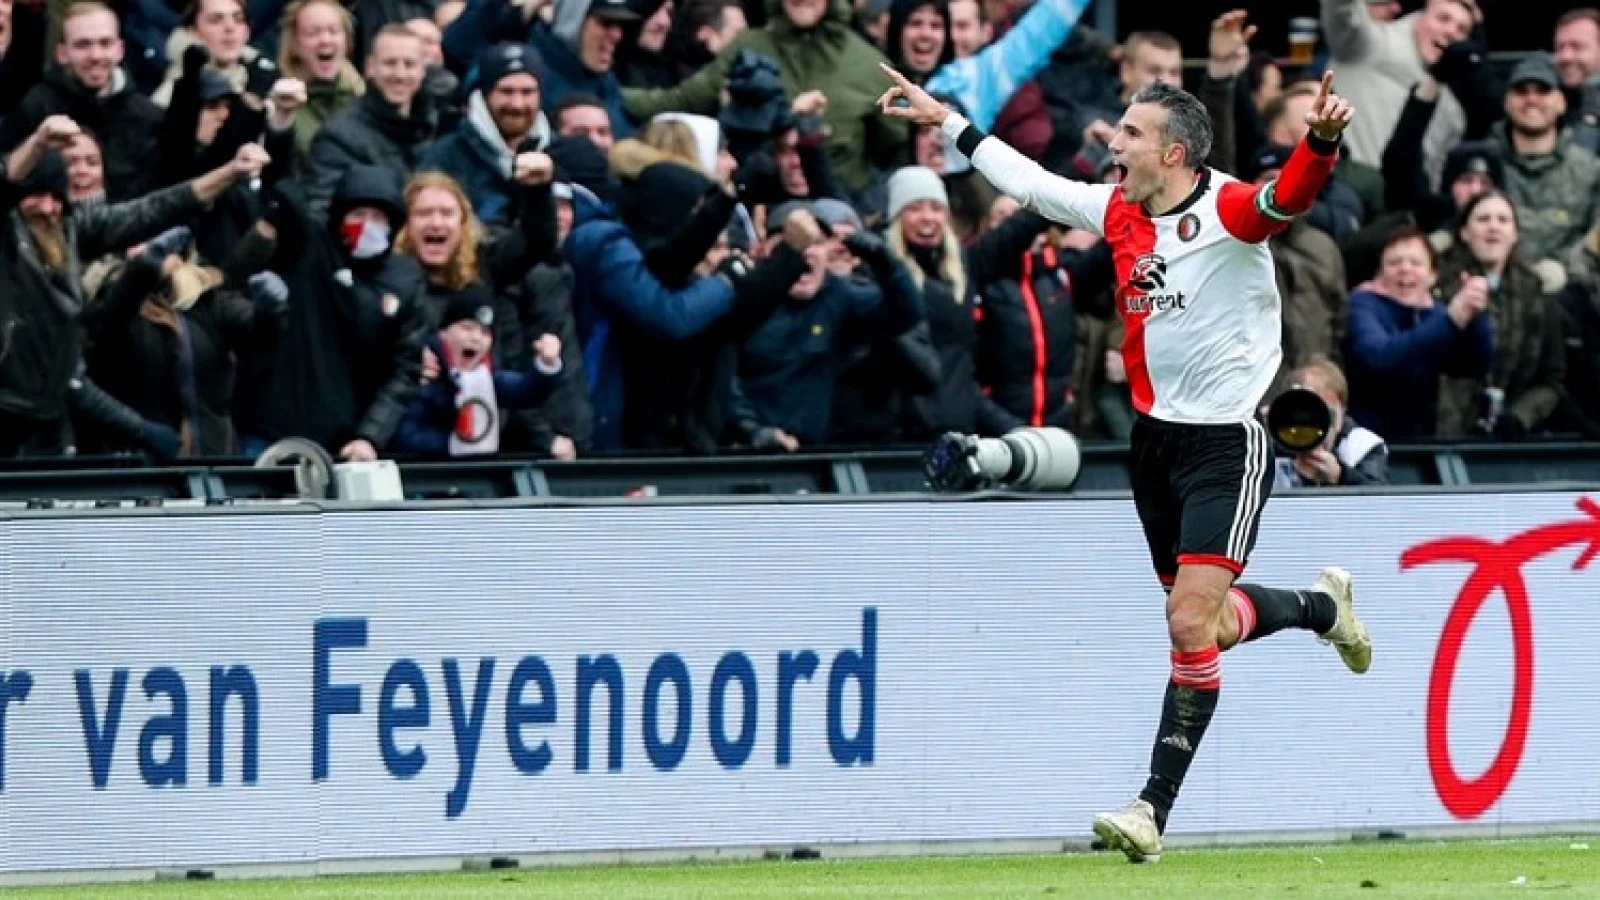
left=1321, top=0, right=1465, bottom=189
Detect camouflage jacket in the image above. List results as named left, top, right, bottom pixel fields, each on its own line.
left=1492, top=124, right=1600, bottom=264
left=1435, top=245, right=1567, bottom=437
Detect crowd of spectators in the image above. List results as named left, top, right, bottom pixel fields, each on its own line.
left=0, top=0, right=1596, bottom=477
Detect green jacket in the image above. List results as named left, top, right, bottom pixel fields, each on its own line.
left=1491, top=123, right=1600, bottom=264
left=621, top=0, right=908, bottom=191
left=1435, top=245, right=1567, bottom=437
left=294, top=76, right=365, bottom=167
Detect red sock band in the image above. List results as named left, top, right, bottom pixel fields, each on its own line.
left=1171, top=647, right=1221, bottom=690
left=1229, top=588, right=1257, bottom=643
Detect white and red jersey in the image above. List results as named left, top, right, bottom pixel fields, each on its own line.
left=943, top=113, right=1338, bottom=425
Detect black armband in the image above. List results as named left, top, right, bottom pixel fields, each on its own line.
left=956, top=124, right=988, bottom=159
left=1306, top=132, right=1342, bottom=157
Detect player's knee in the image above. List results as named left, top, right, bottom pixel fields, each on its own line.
left=1166, top=593, right=1219, bottom=650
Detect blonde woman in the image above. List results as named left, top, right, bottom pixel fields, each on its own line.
left=277, top=0, right=366, bottom=160
left=882, top=165, right=1041, bottom=438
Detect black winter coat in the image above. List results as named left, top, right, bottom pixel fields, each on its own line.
left=977, top=238, right=1113, bottom=430
left=232, top=172, right=428, bottom=450
left=305, top=87, right=437, bottom=216
left=505, top=261, right=595, bottom=453
left=0, top=67, right=164, bottom=201
left=83, top=258, right=284, bottom=455
left=0, top=171, right=202, bottom=421
left=901, top=209, right=1055, bottom=439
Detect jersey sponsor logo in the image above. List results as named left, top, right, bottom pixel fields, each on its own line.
left=1120, top=253, right=1188, bottom=314
left=1127, top=253, right=1168, bottom=292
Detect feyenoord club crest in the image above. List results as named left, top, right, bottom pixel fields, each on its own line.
left=1178, top=213, right=1201, bottom=242
left=455, top=398, right=496, bottom=442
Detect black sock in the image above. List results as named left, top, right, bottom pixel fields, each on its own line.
left=1232, top=584, right=1337, bottom=641
left=1138, top=650, right=1221, bottom=834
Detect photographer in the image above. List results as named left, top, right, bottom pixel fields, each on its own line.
left=732, top=200, right=924, bottom=448
left=1270, top=357, right=1389, bottom=489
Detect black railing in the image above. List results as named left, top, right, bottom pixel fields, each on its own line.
left=2, top=440, right=1599, bottom=506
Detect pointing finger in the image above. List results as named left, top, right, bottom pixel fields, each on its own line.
left=879, top=61, right=914, bottom=91
left=1317, top=70, right=1334, bottom=108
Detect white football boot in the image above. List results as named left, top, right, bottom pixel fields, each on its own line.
left=1092, top=798, right=1162, bottom=863
left=1313, top=567, right=1371, bottom=674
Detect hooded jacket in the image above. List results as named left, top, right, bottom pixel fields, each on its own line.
left=529, top=0, right=636, bottom=136
left=0, top=66, right=164, bottom=201
left=232, top=168, right=427, bottom=450
left=621, top=0, right=907, bottom=191
left=423, top=90, right=554, bottom=229
left=0, top=160, right=204, bottom=421
left=885, top=0, right=955, bottom=81
left=306, top=84, right=438, bottom=216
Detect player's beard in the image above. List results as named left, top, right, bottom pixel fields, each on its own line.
left=24, top=215, right=69, bottom=276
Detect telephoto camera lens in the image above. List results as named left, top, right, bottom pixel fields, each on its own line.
left=923, top=427, right=1082, bottom=492
left=1266, top=387, right=1331, bottom=453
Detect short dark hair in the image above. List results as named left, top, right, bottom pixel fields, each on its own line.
left=183, top=0, right=247, bottom=28
left=555, top=92, right=608, bottom=125
left=1129, top=81, right=1213, bottom=170
left=1380, top=224, right=1437, bottom=269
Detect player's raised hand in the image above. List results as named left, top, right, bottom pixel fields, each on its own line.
left=877, top=62, right=950, bottom=128
left=1305, top=70, right=1354, bottom=141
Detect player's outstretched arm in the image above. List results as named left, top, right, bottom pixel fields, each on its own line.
left=878, top=63, right=1111, bottom=236
left=1218, top=71, right=1353, bottom=244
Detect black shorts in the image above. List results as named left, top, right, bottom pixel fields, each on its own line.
left=1128, top=415, right=1274, bottom=586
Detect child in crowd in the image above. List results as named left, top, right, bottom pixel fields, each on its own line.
left=393, top=287, right=565, bottom=456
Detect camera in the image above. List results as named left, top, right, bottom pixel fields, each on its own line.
left=923, top=427, right=1083, bottom=492
left=1266, top=386, right=1332, bottom=453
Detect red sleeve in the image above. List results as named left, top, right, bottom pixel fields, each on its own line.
left=1217, top=137, right=1340, bottom=244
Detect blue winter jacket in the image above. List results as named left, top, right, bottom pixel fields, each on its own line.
left=924, top=0, right=1090, bottom=132
left=1345, top=288, right=1494, bottom=441
left=393, top=335, right=564, bottom=455
left=563, top=190, right=738, bottom=451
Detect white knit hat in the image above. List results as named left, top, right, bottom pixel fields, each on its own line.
left=887, top=166, right=949, bottom=222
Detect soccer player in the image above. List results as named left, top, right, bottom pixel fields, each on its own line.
left=878, top=64, right=1374, bottom=863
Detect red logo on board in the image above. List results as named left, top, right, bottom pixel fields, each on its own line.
left=1400, top=496, right=1600, bottom=820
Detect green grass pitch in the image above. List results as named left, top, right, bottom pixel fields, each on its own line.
left=8, top=837, right=1598, bottom=899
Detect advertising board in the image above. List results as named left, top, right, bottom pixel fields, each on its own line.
left=0, top=493, right=1595, bottom=874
